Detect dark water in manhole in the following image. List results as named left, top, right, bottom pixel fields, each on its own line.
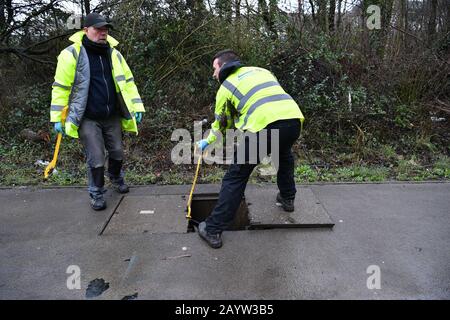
left=85, top=278, right=109, bottom=298
left=187, top=193, right=249, bottom=232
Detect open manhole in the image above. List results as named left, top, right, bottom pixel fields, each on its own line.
left=100, top=188, right=333, bottom=235
left=187, top=193, right=250, bottom=232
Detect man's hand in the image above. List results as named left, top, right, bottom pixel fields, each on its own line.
left=54, top=122, right=65, bottom=134
left=135, top=112, right=143, bottom=124
left=196, top=139, right=209, bottom=152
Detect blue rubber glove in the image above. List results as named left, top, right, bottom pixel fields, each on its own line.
left=197, top=139, right=209, bottom=152
left=135, top=112, right=143, bottom=124
left=54, top=122, right=64, bottom=134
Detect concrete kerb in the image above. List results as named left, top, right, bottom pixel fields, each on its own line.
left=0, top=179, right=449, bottom=191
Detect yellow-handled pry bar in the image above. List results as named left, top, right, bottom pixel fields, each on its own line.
left=186, top=144, right=205, bottom=220
left=44, top=106, right=69, bottom=179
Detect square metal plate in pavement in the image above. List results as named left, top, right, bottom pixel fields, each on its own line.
left=102, top=195, right=188, bottom=235
left=246, top=187, right=334, bottom=228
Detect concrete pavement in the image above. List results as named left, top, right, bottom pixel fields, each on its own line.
left=0, top=182, right=449, bottom=299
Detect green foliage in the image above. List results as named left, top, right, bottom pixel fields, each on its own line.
left=1, top=84, right=51, bottom=139
left=379, top=144, right=397, bottom=161
left=200, top=167, right=226, bottom=184
left=432, top=156, right=450, bottom=179
left=394, top=156, right=448, bottom=181
left=294, top=164, right=319, bottom=182
left=394, top=104, right=415, bottom=129
left=0, top=1, right=448, bottom=186
left=126, top=171, right=157, bottom=185
left=46, top=169, right=84, bottom=186
left=334, top=166, right=389, bottom=182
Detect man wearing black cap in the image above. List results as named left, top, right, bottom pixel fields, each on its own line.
left=50, top=13, right=145, bottom=210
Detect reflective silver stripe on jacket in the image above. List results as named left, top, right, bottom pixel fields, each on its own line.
left=126, top=77, right=134, bottom=83
left=222, top=80, right=244, bottom=100
left=51, top=105, right=65, bottom=111
left=65, top=45, right=78, bottom=60
left=236, top=81, right=280, bottom=112
left=116, top=52, right=123, bottom=63
left=52, top=82, right=71, bottom=90
left=132, top=98, right=142, bottom=104
left=115, top=75, right=126, bottom=82
left=240, top=94, right=293, bottom=129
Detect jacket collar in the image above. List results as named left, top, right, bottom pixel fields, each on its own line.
left=69, top=30, right=119, bottom=48
left=218, top=60, right=243, bottom=84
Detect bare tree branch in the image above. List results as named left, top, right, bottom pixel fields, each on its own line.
left=0, top=0, right=59, bottom=43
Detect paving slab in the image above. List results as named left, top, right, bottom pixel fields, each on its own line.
left=246, top=186, right=334, bottom=228
left=102, top=195, right=188, bottom=235
left=0, top=188, right=120, bottom=242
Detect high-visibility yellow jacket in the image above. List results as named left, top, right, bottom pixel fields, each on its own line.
left=50, top=31, right=145, bottom=138
left=206, top=64, right=305, bottom=144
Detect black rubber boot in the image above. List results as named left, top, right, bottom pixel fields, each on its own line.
left=108, top=159, right=129, bottom=194
left=90, top=167, right=106, bottom=211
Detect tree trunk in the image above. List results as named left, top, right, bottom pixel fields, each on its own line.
left=296, top=0, right=303, bottom=31
left=269, top=0, right=278, bottom=35
left=6, top=0, right=12, bottom=25
left=244, top=0, right=250, bottom=23
left=336, top=0, right=342, bottom=31
left=52, top=6, right=59, bottom=29
left=386, top=0, right=406, bottom=57
left=317, top=0, right=327, bottom=31
left=447, top=0, right=450, bottom=35
left=187, top=0, right=207, bottom=18
left=427, top=0, right=437, bottom=43
left=258, top=0, right=271, bottom=30
left=217, top=0, right=232, bottom=21
left=329, top=0, right=336, bottom=32
left=362, top=0, right=395, bottom=59
left=308, top=0, right=316, bottom=21
left=401, top=0, right=407, bottom=48
left=235, top=0, right=241, bottom=20
left=0, top=0, right=5, bottom=33
left=298, top=0, right=303, bottom=18
left=84, top=0, right=90, bottom=15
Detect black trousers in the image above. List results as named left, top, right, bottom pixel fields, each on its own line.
left=205, top=118, right=301, bottom=234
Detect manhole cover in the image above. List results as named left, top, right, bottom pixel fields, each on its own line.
left=101, top=195, right=187, bottom=235
left=246, top=187, right=334, bottom=228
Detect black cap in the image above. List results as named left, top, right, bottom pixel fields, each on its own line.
left=83, top=12, right=114, bottom=29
